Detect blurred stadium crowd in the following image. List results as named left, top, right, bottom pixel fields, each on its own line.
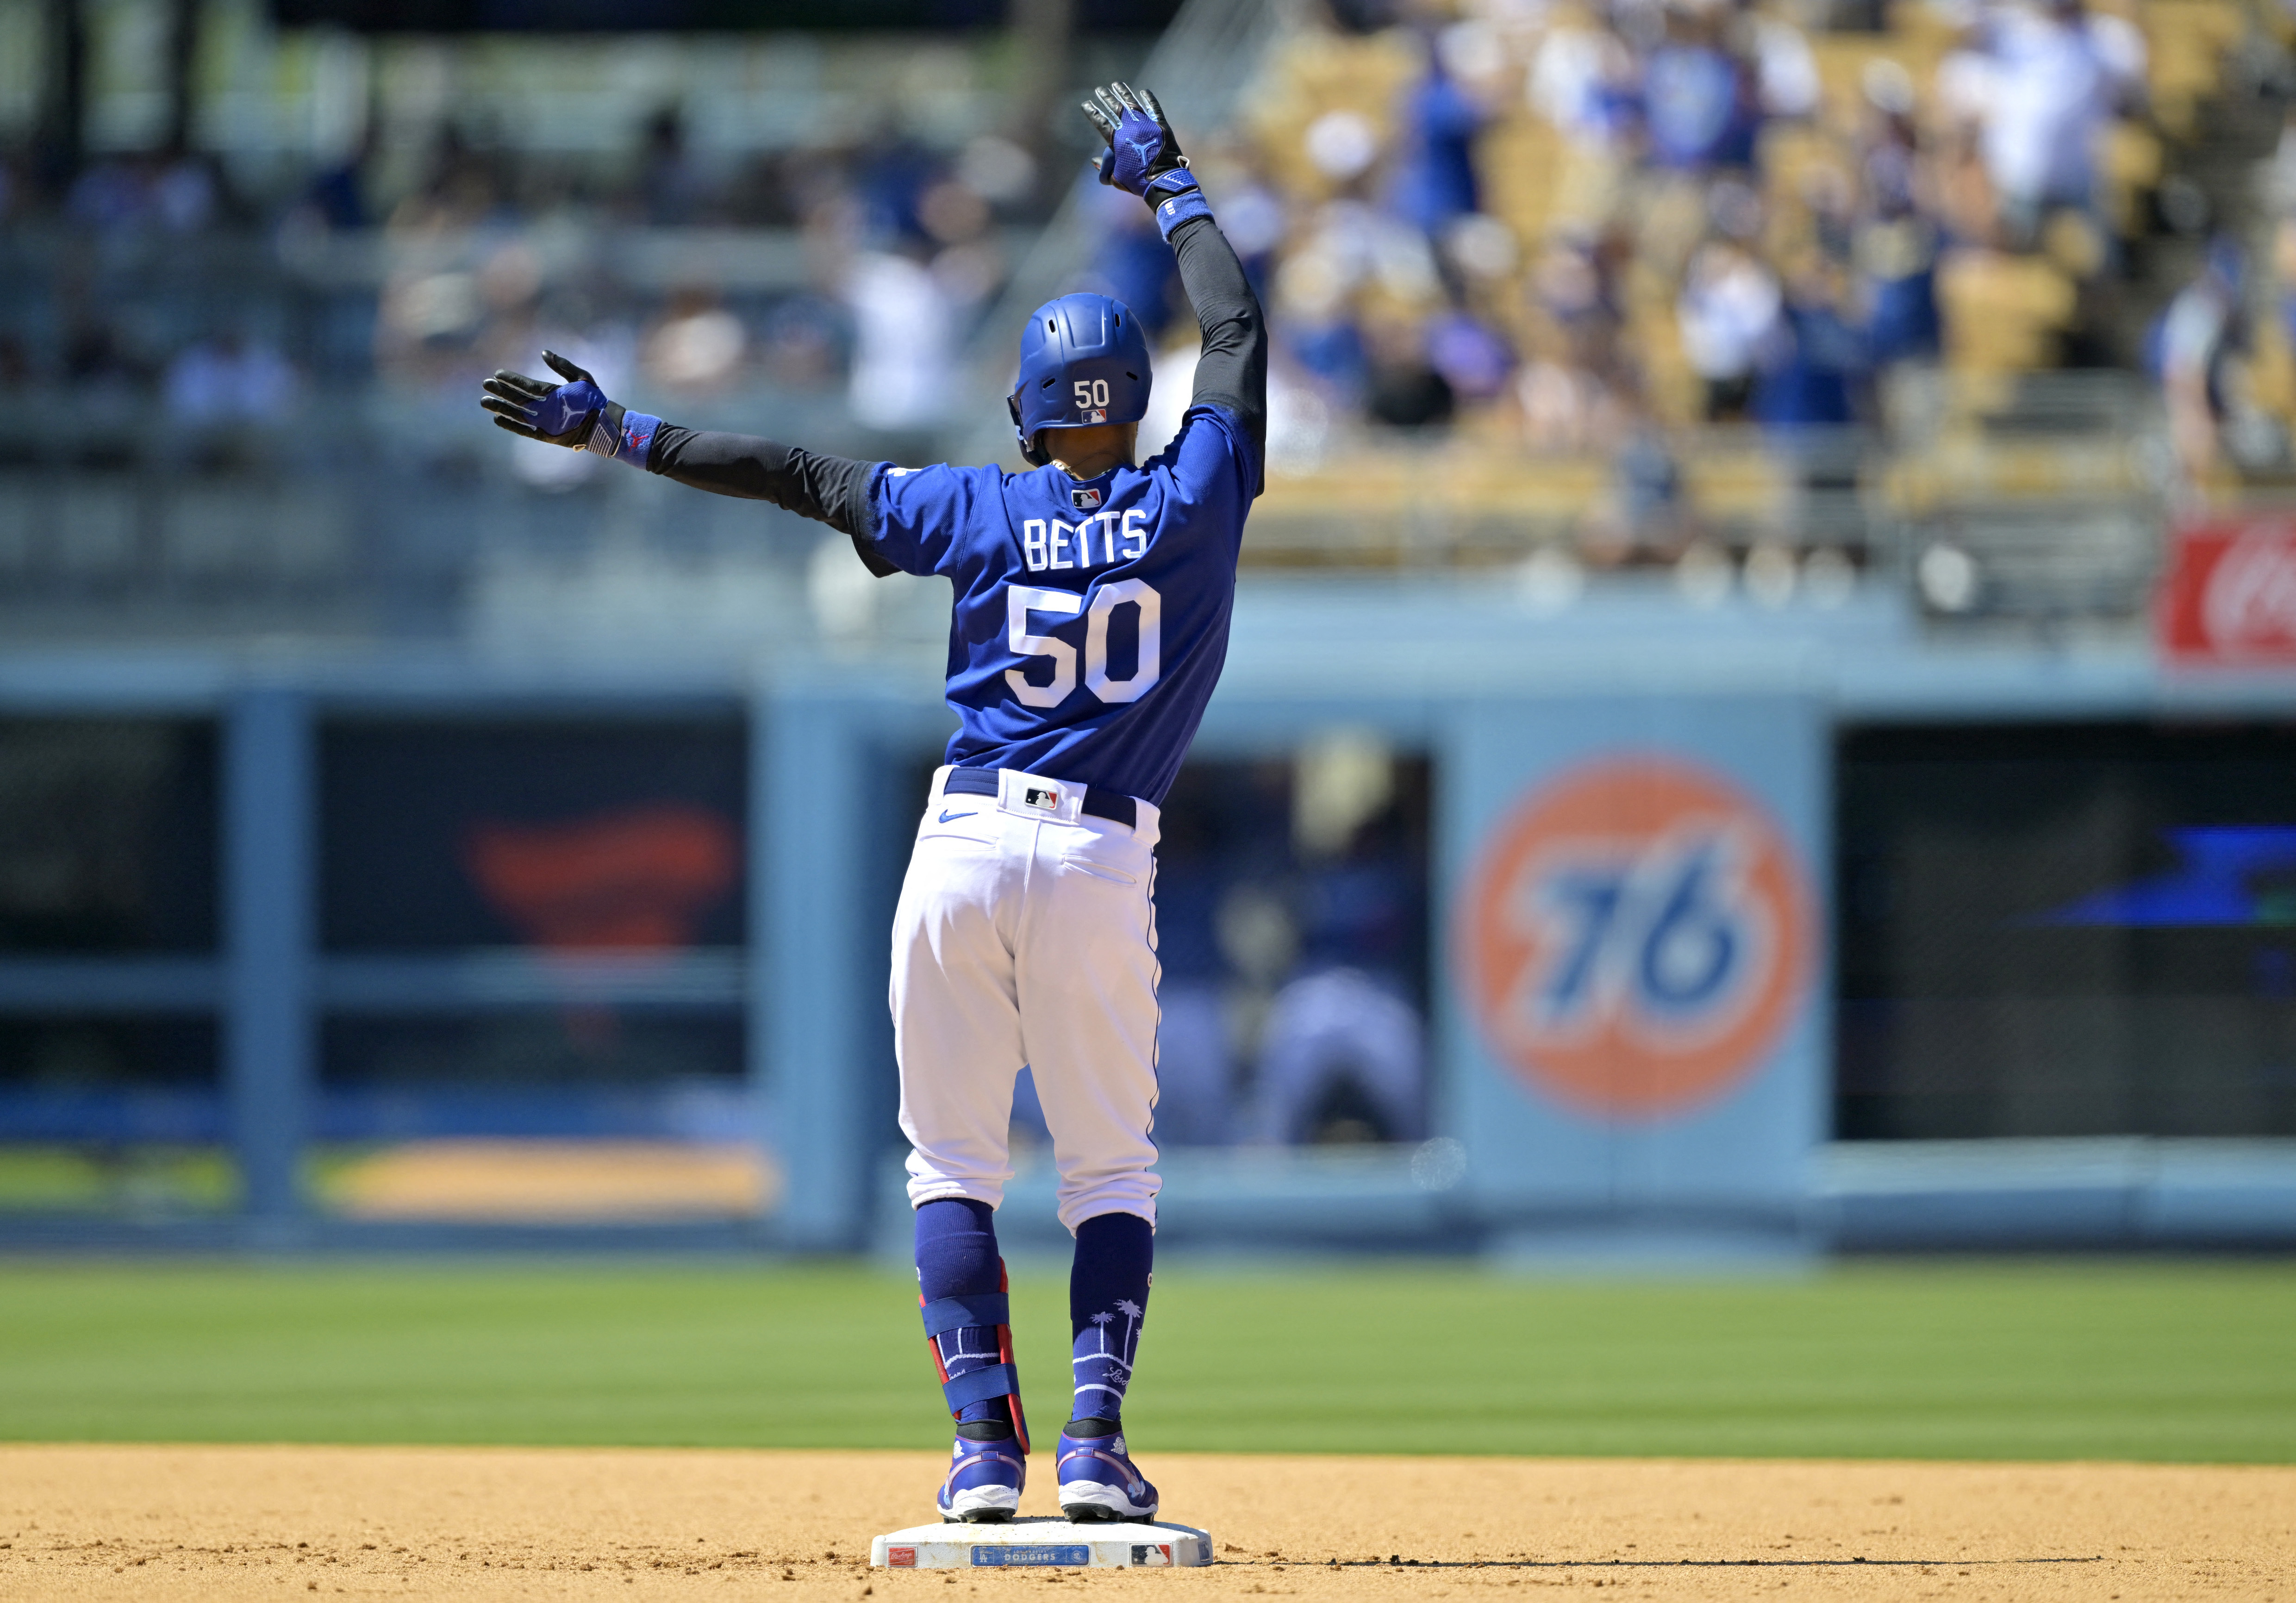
left=1, top=0, right=2289, bottom=489
left=0, top=63, right=1055, bottom=465
left=1072, top=0, right=2296, bottom=577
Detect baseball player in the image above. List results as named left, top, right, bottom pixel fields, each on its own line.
left=482, top=82, right=1264, bottom=1525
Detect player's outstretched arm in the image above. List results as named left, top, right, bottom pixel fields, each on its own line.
left=480, top=354, right=898, bottom=576
left=1082, top=83, right=1267, bottom=456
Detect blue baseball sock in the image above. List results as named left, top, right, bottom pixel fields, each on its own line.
left=915, top=1198, right=1015, bottom=1438
left=1067, top=1210, right=1153, bottom=1434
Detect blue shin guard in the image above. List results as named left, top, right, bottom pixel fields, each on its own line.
left=915, top=1198, right=1029, bottom=1452
left=923, top=1259, right=1029, bottom=1521
left=920, top=1260, right=1030, bottom=1455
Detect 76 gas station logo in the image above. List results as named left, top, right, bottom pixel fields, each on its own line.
left=1523, top=825, right=1768, bottom=1036
left=1460, top=758, right=1811, bottom=1118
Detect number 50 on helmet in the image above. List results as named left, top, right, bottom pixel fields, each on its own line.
left=1008, top=293, right=1153, bottom=467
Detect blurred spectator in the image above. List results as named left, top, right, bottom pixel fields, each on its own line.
left=918, top=175, right=1004, bottom=311
left=1854, top=60, right=1943, bottom=367
left=1304, top=108, right=1382, bottom=186
left=1363, top=312, right=1454, bottom=428
left=163, top=333, right=299, bottom=424
left=723, top=153, right=802, bottom=228
left=1953, top=0, right=2146, bottom=247
left=1751, top=255, right=1868, bottom=428
left=852, top=130, right=943, bottom=245
left=1274, top=249, right=1370, bottom=404
left=1385, top=32, right=1489, bottom=237
left=1089, top=187, right=1184, bottom=340
left=1248, top=967, right=1425, bottom=1146
left=299, top=133, right=376, bottom=233
left=643, top=289, right=749, bottom=393
left=390, top=127, right=506, bottom=236
left=1519, top=233, right=1637, bottom=450
left=635, top=106, right=713, bottom=227
left=150, top=149, right=220, bottom=234
left=1678, top=237, right=1782, bottom=419
left=1752, top=4, right=1821, bottom=121
left=758, top=295, right=845, bottom=390
left=956, top=133, right=1039, bottom=211
left=2156, top=239, right=2246, bottom=483
left=1530, top=3, right=1642, bottom=157
left=1644, top=4, right=1761, bottom=173
left=1426, top=308, right=1514, bottom=404
left=65, top=157, right=151, bottom=234
left=845, top=242, right=957, bottom=443
left=1582, top=423, right=1693, bottom=562
left=375, top=236, right=536, bottom=394
left=1204, top=149, right=1291, bottom=304
left=1519, top=337, right=1633, bottom=451
left=1858, top=209, right=1944, bottom=367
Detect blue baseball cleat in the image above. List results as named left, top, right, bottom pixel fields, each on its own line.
left=1055, top=1426, right=1158, bottom=1522
left=937, top=1435, right=1025, bottom=1523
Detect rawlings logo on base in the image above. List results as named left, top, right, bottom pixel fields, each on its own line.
left=887, top=1548, right=917, bottom=1568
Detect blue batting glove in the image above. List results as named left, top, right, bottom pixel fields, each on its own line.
left=480, top=350, right=660, bottom=468
left=1084, top=82, right=1188, bottom=200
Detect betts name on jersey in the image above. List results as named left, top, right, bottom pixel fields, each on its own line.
left=863, top=404, right=1261, bottom=809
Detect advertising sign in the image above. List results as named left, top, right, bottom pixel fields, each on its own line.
left=2159, top=517, right=2296, bottom=664
left=1459, top=756, right=1813, bottom=1121
left=1442, top=695, right=1827, bottom=1221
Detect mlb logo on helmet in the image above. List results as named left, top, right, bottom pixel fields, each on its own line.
left=1457, top=755, right=1811, bottom=1117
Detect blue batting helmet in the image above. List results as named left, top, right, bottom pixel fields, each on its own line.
left=1008, top=293, right=1152, bottom=465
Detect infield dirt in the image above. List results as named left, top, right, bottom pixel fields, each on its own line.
left=0, top=1446, right=2287, bottom=1602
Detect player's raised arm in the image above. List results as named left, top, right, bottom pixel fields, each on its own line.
left=1082, top=83, right=1267, bottom=458
left=480, top=351, right=900, bottom=576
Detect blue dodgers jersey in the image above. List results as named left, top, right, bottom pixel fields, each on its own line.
left=869, top=403, right=1260, bottom=808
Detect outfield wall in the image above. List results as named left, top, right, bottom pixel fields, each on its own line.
left=3, top=576, right=2294, bottom=1253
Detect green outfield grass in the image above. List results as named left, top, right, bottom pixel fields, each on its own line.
left=1, top=1258, right=2290, bottom=1462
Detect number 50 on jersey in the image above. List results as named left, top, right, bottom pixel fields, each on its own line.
left=1007, top=582, right=1163, bottom=707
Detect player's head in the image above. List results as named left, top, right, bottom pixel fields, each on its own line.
left=1008, top=293, right=1152, bottom=468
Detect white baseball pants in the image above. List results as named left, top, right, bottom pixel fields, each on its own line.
left=893, top=765, right=1162, bottom=1233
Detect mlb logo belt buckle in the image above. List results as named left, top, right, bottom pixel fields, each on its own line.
left=997, top=768, right=1084, bottom=824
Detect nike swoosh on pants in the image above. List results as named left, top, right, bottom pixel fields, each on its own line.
left=938, top=810, right=977, bottom=823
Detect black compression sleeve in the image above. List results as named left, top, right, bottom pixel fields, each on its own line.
left=646, top=424, right=897, bottom=577
left=1171, top=213, right=1268, bottom=454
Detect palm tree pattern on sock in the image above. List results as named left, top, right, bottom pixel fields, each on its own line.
left=1073, top=1298, right=1145, bottom=1420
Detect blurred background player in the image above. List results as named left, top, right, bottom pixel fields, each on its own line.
left=482, top=81, right=1265, bottom=1524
